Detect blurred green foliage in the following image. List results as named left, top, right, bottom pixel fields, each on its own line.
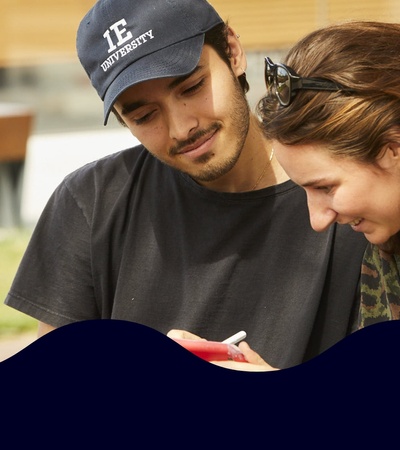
left=0, top=228, right=37, bottom=336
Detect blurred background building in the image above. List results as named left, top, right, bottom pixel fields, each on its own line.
left=0, top=0, right=399, bottom=226
left=1, top=0, right=399, bottom=134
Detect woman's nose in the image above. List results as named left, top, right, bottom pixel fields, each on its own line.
left=308, top=197, right=338, bottom=232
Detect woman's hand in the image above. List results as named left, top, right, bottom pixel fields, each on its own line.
left=167, top=329, right=279, bottom=372
left=212, top=341, right=278, bottom=371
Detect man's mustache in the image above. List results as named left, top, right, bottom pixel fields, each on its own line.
left=169, top=123, right=221, bottom=155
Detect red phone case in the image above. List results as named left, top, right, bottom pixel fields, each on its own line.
left=173, top=338, right=247, bottom=362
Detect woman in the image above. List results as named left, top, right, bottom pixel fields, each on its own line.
left=258, top=21, right=400, bottom=328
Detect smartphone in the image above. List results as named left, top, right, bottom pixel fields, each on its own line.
left=172, top=338, right=247, bottom=362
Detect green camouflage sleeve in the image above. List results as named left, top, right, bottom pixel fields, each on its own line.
left=359, top=243, right=400, bottom=329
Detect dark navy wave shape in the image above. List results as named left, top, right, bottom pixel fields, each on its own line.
left=0, top=319, right=398, bottom=446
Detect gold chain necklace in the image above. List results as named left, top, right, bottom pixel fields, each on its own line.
left=251, top=147, right=275, bottom=191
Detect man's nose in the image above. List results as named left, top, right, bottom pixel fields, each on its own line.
left=167, top=102, right=199, bottom=141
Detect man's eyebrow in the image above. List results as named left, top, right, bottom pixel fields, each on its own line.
left=120, top=101, right=146, bottom=116
left=119, top=65, right=204, bottom=116
left=167, top=65, right=203, bottom=90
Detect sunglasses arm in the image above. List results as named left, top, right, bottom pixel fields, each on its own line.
left=300, top=78, right=343, bottom=91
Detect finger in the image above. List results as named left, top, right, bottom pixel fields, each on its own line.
left=211, top=360, right=274, bottom=372
left=238, top=341, right=278, bottom=370
left=166, top=329, right=205, bottom=340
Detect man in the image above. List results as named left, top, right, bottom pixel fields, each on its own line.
left=5, top=0, right=366, bottom=370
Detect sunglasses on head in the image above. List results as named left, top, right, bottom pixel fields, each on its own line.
left=264, top=56, right=346, bottom=107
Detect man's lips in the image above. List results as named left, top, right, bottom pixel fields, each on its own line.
left=176, top=129, right=218, bottom=155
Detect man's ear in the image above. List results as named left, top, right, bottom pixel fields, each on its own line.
left=226, top=26, right=247, bottom=77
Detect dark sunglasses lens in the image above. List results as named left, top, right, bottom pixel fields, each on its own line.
left=276, top=66, right=291, bottom=106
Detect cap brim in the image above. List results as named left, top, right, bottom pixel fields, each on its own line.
left=103, top=34, right=204, bottom=125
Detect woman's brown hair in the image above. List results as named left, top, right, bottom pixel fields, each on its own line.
left=258, top=21, right=400, bottom=163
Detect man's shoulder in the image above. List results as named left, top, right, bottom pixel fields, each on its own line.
left=334, top=223, right=368, bottom=250
left=327, top=224, right=368, bottom=277
left=64, top=143, right=152, bottom=185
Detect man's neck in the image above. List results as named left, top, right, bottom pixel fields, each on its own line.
left=202, top=115, right=289, bottom=193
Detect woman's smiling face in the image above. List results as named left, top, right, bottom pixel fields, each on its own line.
left=273, top=140, right=400, bottom=245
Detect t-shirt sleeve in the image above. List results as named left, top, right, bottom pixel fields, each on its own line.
left=4, top=178, right=99, bottom=327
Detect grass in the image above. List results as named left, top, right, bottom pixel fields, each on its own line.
left=0, top=228, right=37, bottom=337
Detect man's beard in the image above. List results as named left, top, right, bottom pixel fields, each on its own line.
left=171, top=77, right=250, bottom=183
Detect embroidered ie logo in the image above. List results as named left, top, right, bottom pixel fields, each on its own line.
left=103, top=19, right=133, bottom=53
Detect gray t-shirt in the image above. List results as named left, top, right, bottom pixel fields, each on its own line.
left=5, top=145, right=367, bottom=368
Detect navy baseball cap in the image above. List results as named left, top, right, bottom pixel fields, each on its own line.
left=77, top=0, right=224, bottom=125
